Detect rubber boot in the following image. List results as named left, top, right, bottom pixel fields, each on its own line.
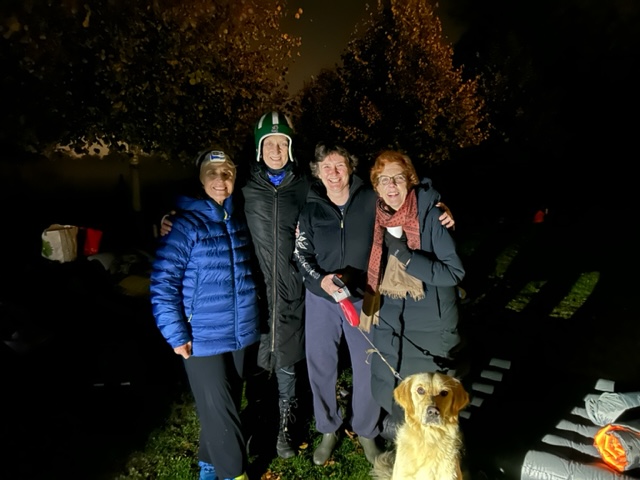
left=276, top=398, right=297, bottom=459
left=359, top=436, right=383, bottom=464
left=313, top=432, right=339, bottom=466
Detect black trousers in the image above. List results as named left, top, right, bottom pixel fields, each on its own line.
left=183, top=349, right=246, bottom=479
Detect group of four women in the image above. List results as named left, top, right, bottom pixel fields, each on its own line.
left=150, top=111, right=465, bottom=480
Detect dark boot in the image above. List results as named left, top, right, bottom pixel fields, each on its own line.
left=381, top=414, right=401, bottom=443
left=276, top=398, right=297, bottom=459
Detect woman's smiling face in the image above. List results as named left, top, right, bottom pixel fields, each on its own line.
left=200, top=160, right=235, bottom=205
left=317, top=152, right=351, bottom=199
left=261, top=134, right=289, bottom=169
left=375, top=162, right=408, bottom=210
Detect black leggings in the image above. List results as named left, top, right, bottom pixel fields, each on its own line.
left=183, top=350, right=246, bottom=479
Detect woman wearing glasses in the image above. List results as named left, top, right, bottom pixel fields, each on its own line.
left=294, top=144, right=456, bottom=463
left=362, top=150, right=466, bottom=441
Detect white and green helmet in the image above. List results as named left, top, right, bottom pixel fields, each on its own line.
left=254, top=111, right=294, bottom=162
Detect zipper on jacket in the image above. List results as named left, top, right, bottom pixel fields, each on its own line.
left=227, top=219, right=240, bottom=349
left=270, top=188, right=279, bottom=354
left=340, top=207, right=346, bottom=268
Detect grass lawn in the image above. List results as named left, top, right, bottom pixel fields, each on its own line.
left=7, top=208, right=635, bottom=479
left=111, top=217, right=609, bottom=480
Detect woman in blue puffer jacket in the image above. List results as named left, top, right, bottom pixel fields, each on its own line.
left=150, top=149, right=259, bottom=480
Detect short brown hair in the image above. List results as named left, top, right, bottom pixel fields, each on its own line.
left=370, top=150, right=419, bottom=189
left=310, top=142, right=358, bottom=178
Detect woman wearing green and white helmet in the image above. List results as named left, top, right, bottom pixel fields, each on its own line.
left=241, top=111, right=310, bottom=459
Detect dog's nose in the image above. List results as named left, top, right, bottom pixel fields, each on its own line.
left=427, top=406, right=440, bottom=418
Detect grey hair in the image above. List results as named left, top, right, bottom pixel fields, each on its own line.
left=310, top=142, right=358, bottom=178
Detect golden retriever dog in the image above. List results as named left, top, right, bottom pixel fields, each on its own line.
left=371, top=372, right=470, bottom=480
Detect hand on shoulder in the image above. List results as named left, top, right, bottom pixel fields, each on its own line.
left=160, top=210, right=176, bottom=236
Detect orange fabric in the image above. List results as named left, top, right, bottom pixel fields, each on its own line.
left=594, top=424, right=628, bottom=472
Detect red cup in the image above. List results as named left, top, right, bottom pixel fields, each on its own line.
left=83, top=228, right=103, bottom=256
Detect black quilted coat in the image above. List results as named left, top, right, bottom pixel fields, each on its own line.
left=242, top=163, right=310, bottom=371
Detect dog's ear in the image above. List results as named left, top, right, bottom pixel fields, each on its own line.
left=394, top=377, right=415, bottom=418
left=450, top=378, right=470, bottom=414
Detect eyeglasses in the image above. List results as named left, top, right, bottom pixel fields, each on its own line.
left=376, top=174, right=407, bottom=187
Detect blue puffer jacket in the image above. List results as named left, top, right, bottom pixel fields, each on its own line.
left=150, top=194, right=260, bottom=357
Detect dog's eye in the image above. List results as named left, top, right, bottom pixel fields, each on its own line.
left=439, top=390, right=449, bottom=397
left=417, top=386, right=426, bottom=395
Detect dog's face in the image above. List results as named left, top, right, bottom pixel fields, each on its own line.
left=394, top=372, right=469, bottom=429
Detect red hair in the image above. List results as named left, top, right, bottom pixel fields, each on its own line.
left=369, top=150, right=419, bottom=189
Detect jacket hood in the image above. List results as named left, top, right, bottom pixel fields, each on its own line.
left=414, top=177, right=440, bottom=211
left=176, top=194, right=235, bottom=220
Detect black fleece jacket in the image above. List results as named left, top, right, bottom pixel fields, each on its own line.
left=294, top=175, right=377, bottom=301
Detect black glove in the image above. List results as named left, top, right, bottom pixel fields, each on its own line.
left=384, top=231, right=412, bottom=265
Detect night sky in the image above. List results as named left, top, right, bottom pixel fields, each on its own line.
left=283, top=0, right=464, bottom=92
left=283, top=1, right=369, bottom=92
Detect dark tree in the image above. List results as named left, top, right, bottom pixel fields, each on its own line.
left=0, top=0, right=302, bottom=161
left=292, top=0, right=490, bottom=171
left=449, top=0, right=640, bottom=213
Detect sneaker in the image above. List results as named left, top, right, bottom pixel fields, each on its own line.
left=198, top=461, right=217, bottom=480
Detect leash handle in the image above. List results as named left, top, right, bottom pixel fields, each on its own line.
left=339, top=298, right=360, bottom=327
left=332, top=275, right=360, bottom=327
